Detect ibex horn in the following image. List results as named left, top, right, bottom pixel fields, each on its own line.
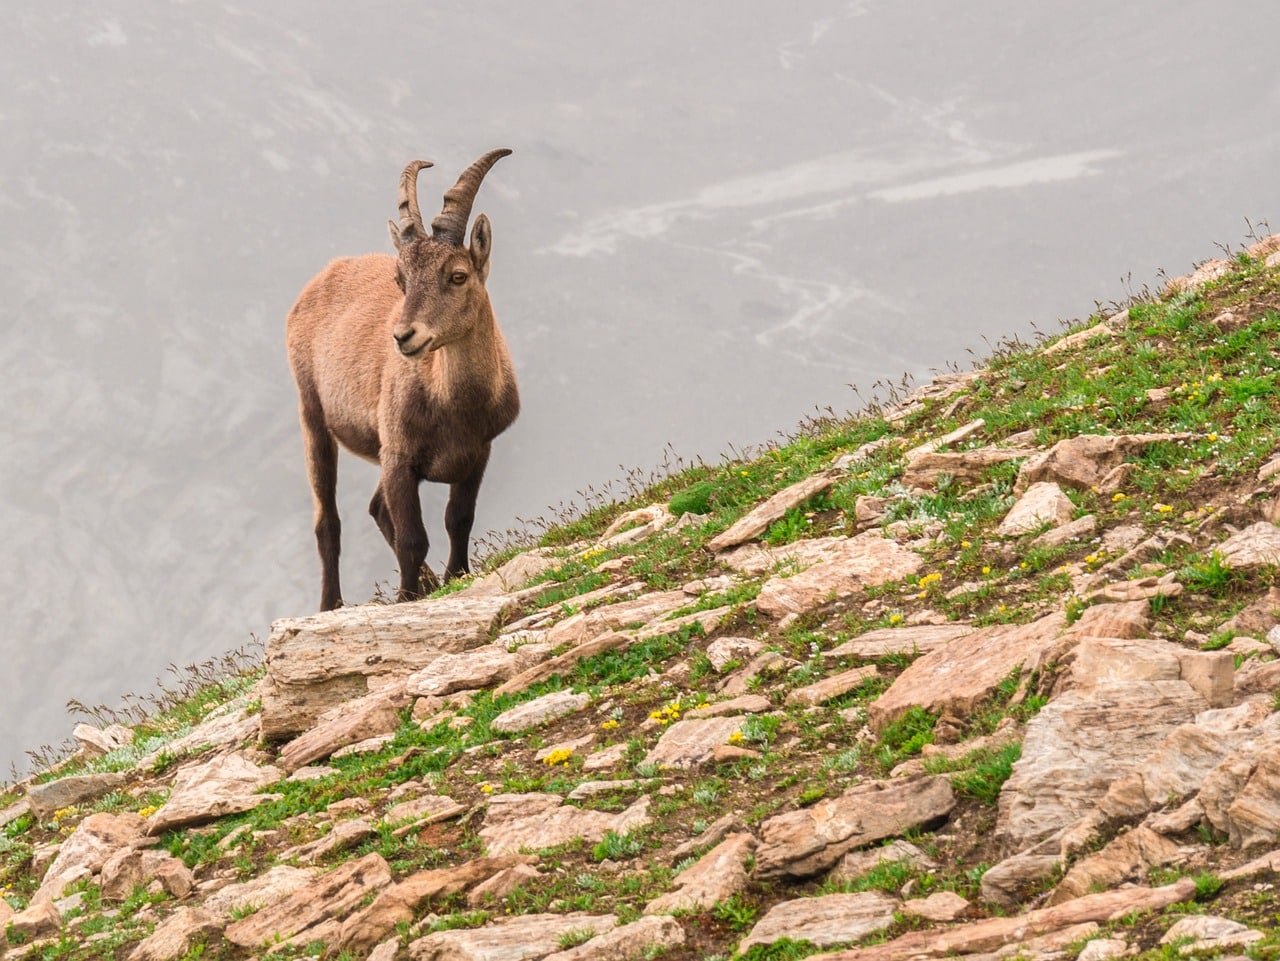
left=396, top=160, right=433, bottom=241
left=431, top=148, right=512, bottom=246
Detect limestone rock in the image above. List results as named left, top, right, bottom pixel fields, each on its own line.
left=495, top=632, right=632, bottom=697
left=1042, top=323, right=1114, bottom=355
left=127, top=907, right=221, bottom=961
left=1099, top=701, right=1275, bottom=821
left=542, top=915, right=685, bottom=961
left=868, top=613, right=1066, bottom=731
left=197, top=865, right=318, bottom=918
left=139, top=702, right=259, bottom=769
left=1223, top=750, right=1280, bottom=849
left=479, top=793, right=650, bottom=856
left=542, top=590, right=689, bottom=649
left=1077, top=938, right=1132, bottom=961
left=720, top=534, right=849, bottom=576
left=1068, top=636, right=1233, bottom=706
left=998, top=681, right=1206, bottom=848
left=285, top=817, right=376, bottom=863
left=786, top=666, right=878, bottom=707
left=998, top=482, right=1076, bottom=535
left=383, top=794, right=466, bottom=828
left=688, top=694, right=771, bottom=717
left=1067, top=600, right=1152, bottom=641
left=641, top=716, right=744, bottom=769
left=906, top=419, right=987, bottom=458
left=831, top=840, right=938, bottom=882
left=458, top=549, right=558, bottom=598
left=34, top=811, right=146, bottom=903
left=490, top=690, right=589, bottom=733
left=902, top=447, right=1037, bottom=489
left=26, top=772, right=126, bottom=821
left=707, top=470, right=840, bottom=553
left=754, top=776, right=956, bottom=881
left=279, top=686, right=409, bottom=772
left=337, top=855, right=537, bottom=954
left=407, top=644, right=547, bottom=697
left=224, top=852, right=393, bottom=948
left=1217, top=521, right=1280, bottom=570
left=261, top=593, right=525, bottom=738
left=1033, top=514, right=1098, bottom=547
left=645, top=832, right=755, bottom=914
left=705, top=636, right=766, bottom=671
left=980, top=845, right=1063, bottom=908
left=147, top=753, right=283, bottom=834
left=5, top=900, right=62, bottom=942
left=740, top=891, right=900, bottom=951
left=1049, top=826, right=1185, bottom=904
left=102, top=849, right=193, bottom=902
left=1165, top=258, right=1232, bottom=294
left=466, top=863, right=540, bottom=906
left=1160, top=915, right=1264, bottom=952
left=1216, top=586, right=1280, bottom=635
left=583, top=744, right=628, bottom=771
left=901, top=891, right=970, bottom=922
left=1015, top=434, right=1191, bottom=494
left=408, top=912, right=616, bottom=961
left=71, top=722, right=133, bottom=758
left=600, top=503, right=674, bottom=547
left=756, top=531, right=923, bottom=618
left=816, top=879, right=1196, bottom=961
left=828, top=624, right=973, bottom=659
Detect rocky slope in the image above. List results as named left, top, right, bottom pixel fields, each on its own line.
left=4, top=236, right=1280, bottom=961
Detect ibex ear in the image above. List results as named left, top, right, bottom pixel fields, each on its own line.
left=469, top=214, right=493, bottom=283
left=388, top=219, right=405, bottom=252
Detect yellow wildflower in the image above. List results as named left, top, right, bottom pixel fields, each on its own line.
left=601, top=719, right=620, bottom=730
left=728, top=731, right=745, bottom=745
left=543, top=748, right=574, bottom=767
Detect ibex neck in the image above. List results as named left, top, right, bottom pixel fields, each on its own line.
left=426, top=314, right=512, bottom=407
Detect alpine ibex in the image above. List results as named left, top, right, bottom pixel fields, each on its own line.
left=286, top=149, right=519, bottom=611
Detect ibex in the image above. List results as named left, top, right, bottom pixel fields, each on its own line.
left=286, top=149, right=519, bottom=612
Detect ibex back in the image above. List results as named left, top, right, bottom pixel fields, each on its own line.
left=286, top=150, right=519, bottom=611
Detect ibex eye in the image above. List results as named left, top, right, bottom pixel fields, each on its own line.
left=450, top=271, right=468, bottom=285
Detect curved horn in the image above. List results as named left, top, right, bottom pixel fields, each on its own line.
left=396, top=160, right=433, bottom=240
left=431, top=148, right=512, bottom=246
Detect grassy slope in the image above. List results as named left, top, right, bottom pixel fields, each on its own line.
left=4, top=245, right=1280, bottom=960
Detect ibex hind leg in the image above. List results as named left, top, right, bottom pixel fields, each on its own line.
left=371, top=481, right=439, bottom=599
left=300, top=400, right=342, bottom=611
left=444, top=459, right=488, bottom=581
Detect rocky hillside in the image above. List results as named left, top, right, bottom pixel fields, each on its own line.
left=4, top=236, right=1280, bottom=961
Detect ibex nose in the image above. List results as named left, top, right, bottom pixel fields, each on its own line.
left=393, top=329, right=414, bottom=347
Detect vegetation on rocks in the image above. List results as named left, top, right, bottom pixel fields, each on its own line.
left=4, top=235, right=1280, bottom=960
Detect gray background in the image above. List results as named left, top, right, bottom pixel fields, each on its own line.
left=2, top=1, right=1277, bottom=774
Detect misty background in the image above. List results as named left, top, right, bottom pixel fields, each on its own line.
left=2, top=2, right=1277, bottom=774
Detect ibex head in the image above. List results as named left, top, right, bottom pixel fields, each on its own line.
left=386, top=148, right=511, bottom=357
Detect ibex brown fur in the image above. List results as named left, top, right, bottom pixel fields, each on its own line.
left=286, top=149, right=519, bottom=611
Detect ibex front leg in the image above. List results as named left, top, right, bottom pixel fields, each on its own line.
left=444, top=454, right=489, bottom=581
left=381, top=457, right=429, bottom=602
left=299, top=399, right=343, bottom=612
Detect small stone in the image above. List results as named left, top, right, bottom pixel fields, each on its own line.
left=490, top=690, right=590, bottom=733
left=1078, top=938, right=1132, bottom=961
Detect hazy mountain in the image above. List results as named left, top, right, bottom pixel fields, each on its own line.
left=2, top=0, right=1277, bottom=773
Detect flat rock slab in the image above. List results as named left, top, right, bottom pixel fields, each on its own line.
left=868, top=613, right=1066, bottom=731
left=827, top=623, right=974, bottom=660
left=261, top=593, right=524, bottom=738
left=1218, top=522, right=1280, bottom=570
left=34, top=811, right=146, bottom=904
left=1100, top=701, right=1276, bottom=821
left=707, top=471, right=840, bottom=553
left=756, top=531, right=924, bottom=618
left=27, top=773, right=126, bottom=821
left=542, top=915, right=684, bottom=961
left=490, top=691, right=590, bottom=733
left=831, top=840, right=938, bottom=883
left=279, top=686, right=409, bottom=772
left=645, top=833, right=756, bottom=915
left=687, top=694, right=772, bottom=717
left=754, top=776, right=956, bottom=881
left=407, top=644, right=548, bottom=697
left=720, top=535, right=851, bottom=576
left=200, top=865, right=319, bottom=918
left=1015, top=434, right=1192, bottom=494
left=408, top=912, right=617, bottom=961
left=1161, top=915, right=1265, bottom=952
left=1049, top=826, right=1183, bottom=905
left=641, top=716, right=745, bottom=770
left=128, top=907, right=222, bottom=961
left=383, top=794, right=466, bottom=828
left=902, top=447, right=1037, bottom=489
left=786, top=665, right=878, bottom=707
left=998, top=680, right=1206, bottom=848
left=998, top=481, right=1075, bottom=536
left=818, top=879, right=1196, bottom=961
left=543, top=590, right=689, bottom=648
left=901, top=891, right=970, bottom=922
left=740, top=891, right=900, bottom=951
left=479, top=793, right=650, bottom=856
left=225, top=852, right=392, bottom=948
left=458, top=550, right=558, bottom=598
left=147, top=753, right=283, bottom=835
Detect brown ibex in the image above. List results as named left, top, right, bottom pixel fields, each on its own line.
left=286, top=149, right=519, bottom=611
